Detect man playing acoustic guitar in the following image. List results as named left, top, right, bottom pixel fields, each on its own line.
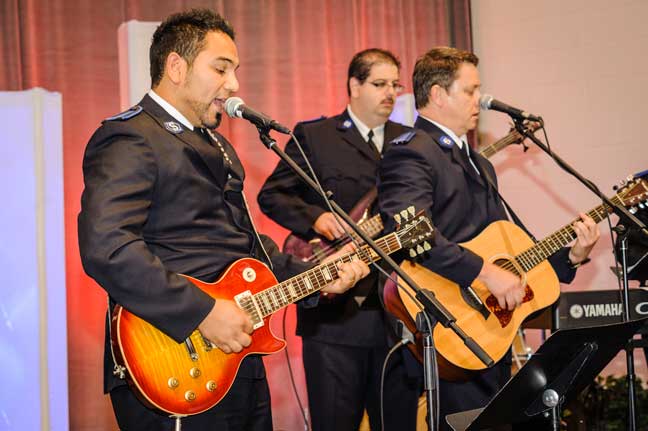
left=78, top=9, right=368, bottom=430
left=377, top=47, right=600, bottom=430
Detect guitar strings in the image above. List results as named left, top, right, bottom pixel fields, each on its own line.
left=247, top=225, right=413, bottom=318
left=306, top=215, right=383, bottom=263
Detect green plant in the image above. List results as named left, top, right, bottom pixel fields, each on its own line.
left=563, top=375, right=648, bottom=430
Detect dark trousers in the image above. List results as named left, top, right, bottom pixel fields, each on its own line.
left=110, top=374, right=272, bottom=431
left=438, top=359, right=511, bottom=431
left=302, top=338, right=421, bottom=431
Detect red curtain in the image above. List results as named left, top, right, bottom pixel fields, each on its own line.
left=0, top=1, right=471, bottom=429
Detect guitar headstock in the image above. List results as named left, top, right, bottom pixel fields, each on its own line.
left=615, top=171, right=648, bottom=213
left=394, top=206, right=435, bottom=258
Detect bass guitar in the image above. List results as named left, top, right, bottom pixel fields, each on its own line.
left=383, top=173, right=648, bottom=379
left=283, top=122, right=540, bottom=262
left=112, top=210, right=433, bottom=416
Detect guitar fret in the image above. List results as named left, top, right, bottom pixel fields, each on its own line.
left=261, top=292, right=271, bottom=313
left=322, top=266, right=332, bottom=282
left=256, top=293, right=268, bottom=316
left=286, top=281, right=297, bottom=298
left=303, top=276, right=313, bottom=293
left=284, top=284, right=294, bottom=302
left=277, top=285, right=287, bottom=306
left=295, top=277, right=307, bottom=297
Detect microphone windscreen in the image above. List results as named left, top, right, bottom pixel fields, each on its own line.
left=224, top=97, right=245, bottom=118
left=479, top=94, right=494, bottom=110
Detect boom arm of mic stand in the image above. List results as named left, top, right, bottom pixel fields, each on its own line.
left=513, top=120, right=648, bottom=237
left=257, top=127, right=494, bottom=368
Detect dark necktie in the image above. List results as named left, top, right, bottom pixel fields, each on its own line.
left=367, top=130, right=379, bottom=155
left=461, top=140, right=480, bottom=175
left=198, top=127, right=232, bottom=166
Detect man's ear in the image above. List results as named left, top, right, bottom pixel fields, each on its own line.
left=165, top=52, right=187, bottom=85
left=429, top=84, right=446, bottom=108
left=349, top=77, right=362, bottom=98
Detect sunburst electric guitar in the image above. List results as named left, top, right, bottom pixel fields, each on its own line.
left=283, top=123, right=539, bottom=263
left=111, top=210, right=433, bottom=416
left=383, top=173, right=648, bottom=379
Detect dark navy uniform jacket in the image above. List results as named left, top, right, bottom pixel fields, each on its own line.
left=78, top=94, right=311, bottom=392
left=258, top=110, right=412, bottom=346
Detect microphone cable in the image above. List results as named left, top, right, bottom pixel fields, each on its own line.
left=380, top=322, right=415, bottom=431
left=281, top=306, right=310, bottom=431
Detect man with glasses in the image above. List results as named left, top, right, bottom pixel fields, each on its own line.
left=258, top=49, right=420, bottom=431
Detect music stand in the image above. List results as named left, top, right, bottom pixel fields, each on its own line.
left=446, top=317, right=648, bottom=431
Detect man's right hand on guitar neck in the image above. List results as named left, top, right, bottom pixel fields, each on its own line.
left=313, top=212, right=351, bottom=240
left=477, top=262, right=525, bottom=311
left=198, top=300, right=253, bottom=354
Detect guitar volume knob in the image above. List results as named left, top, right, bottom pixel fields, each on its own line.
left=184, top=390, right=196, bottom=402
left=167, top=377, right=179, bottom=389
left=189, top=367, right=201, bottom=378
left=206, top=380, right=217, bottom=392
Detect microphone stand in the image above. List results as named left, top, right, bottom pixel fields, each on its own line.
left=255, top=126, right=495, bottom=431
left=513, top=119, right=648, bottom=431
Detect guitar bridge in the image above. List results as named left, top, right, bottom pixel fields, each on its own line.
left=234, top=290, right=264, bottom=330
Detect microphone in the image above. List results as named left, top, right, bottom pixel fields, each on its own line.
left=224, top=97, right=291, bottom=134
left=479, top=94, right=542, bottom=122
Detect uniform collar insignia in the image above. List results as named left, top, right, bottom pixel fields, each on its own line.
left=439, top=135, right=454, bottom=149
left=164, top=121, right=183, bottom=134
left=337, top=119, right=354, bottom=130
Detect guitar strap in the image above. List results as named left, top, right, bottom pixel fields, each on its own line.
left=478, top=163, right=538, bottom=243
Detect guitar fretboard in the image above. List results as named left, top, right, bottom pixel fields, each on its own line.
left=356, top=214, right=383, bottom=240
left=254, top=231, right=401, bottom=318
left=514, top=197, right=617, bottom=271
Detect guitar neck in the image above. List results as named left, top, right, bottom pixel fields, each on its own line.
left=515, top=198, right=618, bottom=271
left=356, top=213, right=384, bottom=239
left=478, top=129, right=523, bottom=158
left=254, top=230, right=400, bottom=317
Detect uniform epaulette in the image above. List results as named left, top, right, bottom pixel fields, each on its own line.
left=103, top=105, right=143, bottom=122
left=301, top=115, right=327, bottom=124
left=390, top=130, right=417, bottom=145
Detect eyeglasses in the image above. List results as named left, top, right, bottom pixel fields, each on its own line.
left=368, top=80, right=405, bottom=94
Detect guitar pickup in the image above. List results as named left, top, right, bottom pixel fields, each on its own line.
left=234, top=290, right=264, bottom=330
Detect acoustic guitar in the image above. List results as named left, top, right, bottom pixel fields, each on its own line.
left=283, top=122, right=540, bottom=263
left=111, top=209, right=433, bottom=416
left=383, top=173, right=648, bottom=379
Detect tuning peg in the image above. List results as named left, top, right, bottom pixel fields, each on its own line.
left=416, top=244, right=424, bottom=254
left=407, top=206, right=415, bottom=217
left=394, top=213, right=401, bottom=225
left=630, top=207, right=637, bottom=214
left=400, top=209, right=409, bottom=221
left=409, top=249, right=417, bottom=258
left=640, top=203, right=646, bottom=209
left=424, top=242, right=431, bottom=251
